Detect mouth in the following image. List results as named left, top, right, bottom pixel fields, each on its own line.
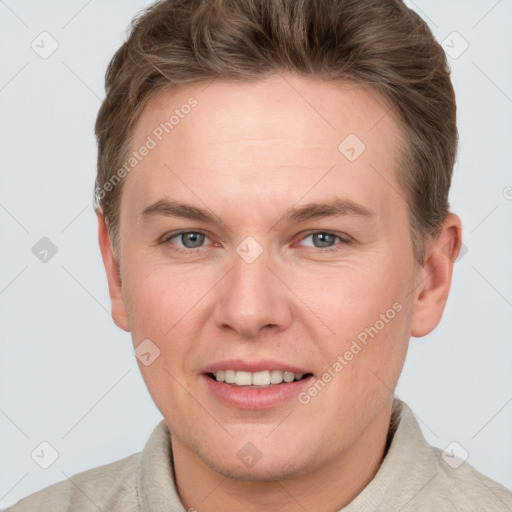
left=201, top=363, right=315, bottom=409
left=207, top=369, right=313, bottom=388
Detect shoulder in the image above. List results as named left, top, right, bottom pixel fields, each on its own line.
left=4, top=452, right=140, bottom=512
left=394, top=400, right=512, bottom=511
left=349, top=399, right=512, bottom=511
left=423, top=445, right=512, bottom=511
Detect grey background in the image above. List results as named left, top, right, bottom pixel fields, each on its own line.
left=1, top=0, right=511, bottom=508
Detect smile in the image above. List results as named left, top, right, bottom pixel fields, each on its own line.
left=210, top=369, right=311, bottom=387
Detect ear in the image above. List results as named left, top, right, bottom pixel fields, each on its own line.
left=410, top=213, right=463, bottom=338
left=97, top=211, right=130, bottom=332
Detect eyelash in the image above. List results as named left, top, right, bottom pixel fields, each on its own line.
left=161, top=230, right=351, bottom=254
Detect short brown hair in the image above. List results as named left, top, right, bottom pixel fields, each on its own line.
left=95, top=0, right=457, bottom=264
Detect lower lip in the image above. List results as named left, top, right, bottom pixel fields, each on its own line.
left=202, top=374, right=313, bottom=409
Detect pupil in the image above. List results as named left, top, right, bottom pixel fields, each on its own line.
left=183, top=232, right=204, bottom=248
left=314, top=233, right=334, bottom=248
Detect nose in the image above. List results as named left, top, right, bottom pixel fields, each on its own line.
left=212, top=243, right=293, bottom=339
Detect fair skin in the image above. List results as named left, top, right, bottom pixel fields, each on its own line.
left=98, top=74, right=462, bottom=511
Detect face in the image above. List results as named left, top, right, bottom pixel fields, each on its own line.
left=100, top=74, right=443, bottom=480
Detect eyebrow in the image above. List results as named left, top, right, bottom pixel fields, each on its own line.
left=284, top=198, right=376, bottom=223
left=140, top=197, right=376, bottom=225
left=141, top=199, right=220, bottom=223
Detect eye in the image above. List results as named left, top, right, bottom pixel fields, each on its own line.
left=297, top=231, right=349, bottom=251
left=164, top=230, right=211, bottom=250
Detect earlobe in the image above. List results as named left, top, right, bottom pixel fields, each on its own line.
left=410, top=214, right=463, bottom=338
left=96, top=211, right=131, bottom=332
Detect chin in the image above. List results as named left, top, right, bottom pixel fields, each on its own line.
left=201, top=451, right=309, bottom=482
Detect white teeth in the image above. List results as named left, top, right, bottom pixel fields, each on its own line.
left=252, top=371, right=270, bottom=386
left=283, top=371, right=294, bottom=383
left=224, top=369, right=236, bottom=383
left=270, top=370, right=283, bottom=384
left=235, top=371, right=252, bottom=386
left=212, top=369, right=307, bottom=386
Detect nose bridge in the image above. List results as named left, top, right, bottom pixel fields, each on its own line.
left=213, top=238, right=291, bottom=337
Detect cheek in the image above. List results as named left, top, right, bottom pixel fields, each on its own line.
left=296, top=258, right=413, bottom=376
left=124, top=269, right=205, bottom=409
left=122, top=262, right=210, bottom=337
left=299, top=259, right=408, bottom=331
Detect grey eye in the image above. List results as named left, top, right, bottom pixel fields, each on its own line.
left=303, top=232, right=338, bottom=248
left=178, top=232, right=206, bottom=249
left=314, top=233, right=335, bottom=247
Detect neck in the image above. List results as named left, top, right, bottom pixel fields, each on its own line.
left=172, top=401, right=393, bottom=512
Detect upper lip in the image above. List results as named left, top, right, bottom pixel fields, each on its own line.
left=202, top=359, right=311, bottom=375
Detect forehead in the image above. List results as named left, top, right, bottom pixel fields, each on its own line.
left=124, top=74, right=403, bottom=222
